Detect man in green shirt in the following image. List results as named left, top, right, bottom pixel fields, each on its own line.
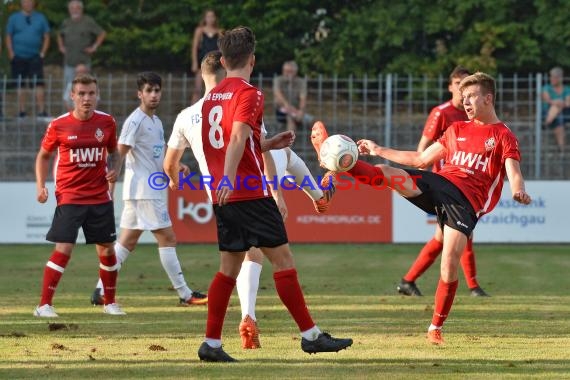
left=57, top=0, right=106, bottom=101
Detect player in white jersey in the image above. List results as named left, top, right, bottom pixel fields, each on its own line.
left=91, top=72, right=207, bottom=306
left=164, top=51, right=335, bottom=350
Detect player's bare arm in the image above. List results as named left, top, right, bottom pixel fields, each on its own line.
left=357, top=139, right=444, bottom=169
left=262, top=150, right=288, bottom=220
left=164, top=147, right=185, bottom=190
left=35, top=148, right=52, bottom=203
left=505, top=158, right=532, bottom=205
left=217, top=121, right=251, bottom=205
left=261, top=130, right=295, bottom=152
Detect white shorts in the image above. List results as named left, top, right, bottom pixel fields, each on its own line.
left=120, top=199, right=172, bottom=231
left=270, top=148, right=288, bottom=179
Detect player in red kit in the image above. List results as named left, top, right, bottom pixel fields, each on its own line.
left=398, top=66, right=489, bottom=298
left=34, top=74, right=125, bottom=317
left=312, top=72, right=531, bottom=345
left=197, top=27, right=352, bottom=362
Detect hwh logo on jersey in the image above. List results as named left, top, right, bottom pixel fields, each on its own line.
left=450, top=151, right=489, bottom=172
left=69, top=147, right=104, bottom=163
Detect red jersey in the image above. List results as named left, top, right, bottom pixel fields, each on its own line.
left=437, top=120, right=521, bottom=217
left=422, top=101, right=467, bottom=172
left=41, top=111, right=117, bottom=205
left=201, top=77, right=268, bottom=204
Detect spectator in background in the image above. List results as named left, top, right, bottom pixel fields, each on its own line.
left=5, top=0, right=50, bottom=118
left=57, top=0, right=106, bottom=108
left=191, top=9, right=221, bottom=103
left=273, top=61, right=312, bottom=132
left=542, top=66, right=570, bottom=155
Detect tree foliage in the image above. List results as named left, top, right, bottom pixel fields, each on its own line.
left=3, top=0, right=568, bottom=75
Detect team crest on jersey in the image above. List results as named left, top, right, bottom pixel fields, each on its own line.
left=484, top=137, right=495, bottom=151
left=95, top=128, right=104, bottom=142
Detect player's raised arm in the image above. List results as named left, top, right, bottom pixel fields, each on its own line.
left=217, top=121, right=251, bottom=205
left=505, top=158, right=532, bottom=205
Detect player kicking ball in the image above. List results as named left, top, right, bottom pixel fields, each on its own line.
left=91, top=72, right=207, bottom=307
left=311, top=72, right=531, bottom=345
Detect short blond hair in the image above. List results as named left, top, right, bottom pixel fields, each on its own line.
left=459, top=72, right=496, bottom=103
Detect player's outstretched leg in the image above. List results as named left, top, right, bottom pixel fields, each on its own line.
left=284, top=148, right=335, bottom=213
left=236, top=249, right=263, bottom=349
left=460, top=238, right=489, bottom=297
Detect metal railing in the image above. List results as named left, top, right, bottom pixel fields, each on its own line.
left=0, top=73, right=567, bottom=180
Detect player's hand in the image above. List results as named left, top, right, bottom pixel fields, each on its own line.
left=271, top=130, right=296, bottom=150
left=106, top=169, right=118, bottom=183
left=513, top=190, right=531, bottom=205
left=357, top=139, right=380, bottom=156
left=37, top=187, right=48, bottom=203
left=179, top=163, right=191, bottom=176
left=216, top=187, right=233, bottom=206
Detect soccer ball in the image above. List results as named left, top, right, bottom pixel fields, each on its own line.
left=319, top=134, right=358, bottom=172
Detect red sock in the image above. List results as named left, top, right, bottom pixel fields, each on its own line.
left=205, top=272, right=236, bottom=340
left=461, top=238, right=479, bottom=289
left=347, top=160, right=385, bottom=187
left=431, top=278, right=459, bottom=327
left=403, top=238, right=443, bottom=282
left=274, top=269, right=315, bottom=332
left=39, top=251, right=71, bottom=305
left=99, top=255, right=118, bottom=305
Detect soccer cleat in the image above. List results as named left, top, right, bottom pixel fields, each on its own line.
left=470, top=286, right=490, bottom=297
left=239, top=315, right=261, bottom=349
left=301, top=332, right=353, bottom=354
left=198, top=342, right=237, bottom=362
left=91, top=288, right=105, bottom=306
left=427, top=329, right=444, bottom=345
left=311, top=121, right=330, bottom=160
left=33, top=304, right=59, bottom=318
left=314, top=171, right=337, bottom=213
left=397, top=279, right=423, bottom=296
left=179, top=290, right=208, bottom=306
left=103, top=303, right=127, bottom=315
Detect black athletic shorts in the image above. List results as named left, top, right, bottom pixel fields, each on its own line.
left=403, top=169, right=477, bottom=237
left=46, top=202, right=116, bottom=244
left=11, top=55, right=45, bottom=87
left=213, top=197, right=288, bottom=252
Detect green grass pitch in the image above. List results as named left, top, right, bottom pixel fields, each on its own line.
left=0, top=243, right=569, bottom=379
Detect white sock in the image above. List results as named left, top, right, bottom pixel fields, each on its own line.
left=97, top=242, right=130, bottom=295
left=300, top=325, right=322, bottom=341
left=428, top=324, right=442, bottom=332
left=236, top=261, right=262, bottom=320
left=204, top=338, right=222, bottom=349
left=286, top=150, right=324, bottom=201
left=159, top=247, right=193, bottom=300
